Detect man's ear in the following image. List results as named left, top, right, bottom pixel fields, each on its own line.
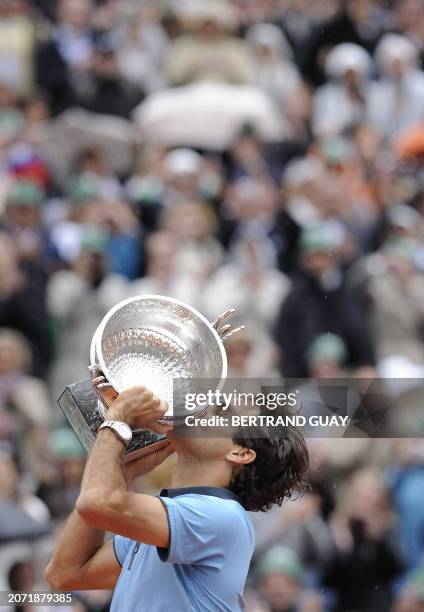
left=226, top=445, right=256, bottom=466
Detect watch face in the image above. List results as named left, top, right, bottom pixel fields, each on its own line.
left=117, top=423, right=132, bottom=442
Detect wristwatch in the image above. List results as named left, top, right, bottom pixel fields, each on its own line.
left=98, top=421, right=132, bottom=446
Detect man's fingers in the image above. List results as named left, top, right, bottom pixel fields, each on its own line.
left=149, top=421, right=173, bottom=434
left=140, top=394, right=162, bottom=410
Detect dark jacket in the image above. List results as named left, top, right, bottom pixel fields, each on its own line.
left=274, top=272, right=375, bottom=378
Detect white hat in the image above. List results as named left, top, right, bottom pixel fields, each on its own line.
left=164, top=148, right=202, bottom=175
left=325, top=43, right=372, bottom=79
left=246, top=23, right=293, bottom=60
left=375, top=33, right=418, bottom=73
left=175, top=0, right=239, bottom=30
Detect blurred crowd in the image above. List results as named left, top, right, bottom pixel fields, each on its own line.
left=1, top=0, right=424, bottom=610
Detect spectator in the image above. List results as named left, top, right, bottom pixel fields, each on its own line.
left=369, top=34, right=424, bottom=138
left=116, top=4, right=169, bottom=94
left=255, top=546, right=324, bottom=612
left=203, top=235, right=290, bottom=329
left=1, top=180, right=58, bottom=269
left=312, top=43, right=372, bottom=137
left=388, top=440, right=424, bottom=570
left=35, top=0, right=94, bottom=115
left=47, top=224, right=125, bottom=399
left=364, top=238, right=424, bottom=365
left=0, top=451, right=50, bottom=523
left=246, top=23, right=301, bottom=105
left=166, top=0, right=252, bottom=86
left=78, top=32, right=142, bottom=119
left=127, top=231, right=200, bottom=307
left=0, top=232, right=50, bottom=378
left=323, top=468, right=404, bottom=612
left=274, top=223, right=375, bottom=378
left=0, top=328, right=52, bottom=426
left=38, top=427, right=84, bottom=518
left=0, top=0, right=35, bottom=96
left=161, top=200, right=224, bottom=281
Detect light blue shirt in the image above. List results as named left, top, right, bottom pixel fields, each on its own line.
left=110, top=487, right=255, bottom=612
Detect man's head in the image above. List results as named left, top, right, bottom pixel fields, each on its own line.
left=169, top=423, right=309, bottom=513
left=57, top=0, right=92, bottom=30
left=145, top=231, right=177, bottom=281
left=257, top=546, right=304, bottom=612
left=299, top=223, right=340, bottom=279
left=5, top=181, right=43, bottom=229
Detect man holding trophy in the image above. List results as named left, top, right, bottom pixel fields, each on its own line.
left=46, top=296, right=309, bottom=611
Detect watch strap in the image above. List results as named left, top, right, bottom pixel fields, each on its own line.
left=99, top=420, right=132, bottom=445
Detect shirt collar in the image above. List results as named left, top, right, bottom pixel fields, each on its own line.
left=160, top=486, right=241, bottom=504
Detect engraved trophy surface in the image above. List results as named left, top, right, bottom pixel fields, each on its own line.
left=58, top=295, right=231, bottom=461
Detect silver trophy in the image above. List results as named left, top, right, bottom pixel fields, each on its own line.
left=58, top=295, right=243, bottom=461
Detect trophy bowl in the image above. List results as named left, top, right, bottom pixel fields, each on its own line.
left=90, top=295, right=227, bottom=422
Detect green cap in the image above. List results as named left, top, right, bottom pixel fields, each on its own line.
left=306, top=333, right=348, bottom=367
left=300, top=223, right=338, bottom=253
left=7, top=181, right=44, bottom=207
left=70, top=174, right=101, bottom=204
left=80, top=224, right=108, bottom=253
left=257, top=547, right=303, bottom=581
left=50, top=427, right=84, bottom=459
left=320, top=137, right=353, bottom=163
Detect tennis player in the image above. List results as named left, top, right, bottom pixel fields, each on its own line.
left=46, top=386, right=309, bottom=611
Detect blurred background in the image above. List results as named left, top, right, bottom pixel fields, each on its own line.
left=1, top=0, right=424, bottom=610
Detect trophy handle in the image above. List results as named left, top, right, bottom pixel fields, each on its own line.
left=212, top=309, right=245, bottom=343
left=88, top=364, right=118, bottom=417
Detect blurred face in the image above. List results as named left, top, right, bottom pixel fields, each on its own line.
left=164, top=203, right=212, bottom=240
left=198, top=20, right=222, bottom=39
left=301, top=250, right=333, bottom=277
left=395, top=589, right=424, bottom=612
left=395, top=0, right=423, bottom=31
left=58, top=0, right=92, bottom=30
left=0, top=339, right=22, bottom=374
left=234, top=182, right=277, bottom=222
left=92, top=51, right=119, bottom=78
left=343, top=68, right=363, bottom=91
left=61, top=457, right=84, bottom=485
left=168, top=173, right=199, bottom=197
left=310, top=359, right=342, bottom=379
left=260, top=573, right=300, bottom=611
left=387, top=57, right=408, bottom=79
left=6, top=204, right=39, bottom=229
left=147, top=234, right=176, bottom=278
left=348, top=471, right=389, bottom=519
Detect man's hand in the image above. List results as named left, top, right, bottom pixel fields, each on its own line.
left=105, top=386, right=172, bottom=434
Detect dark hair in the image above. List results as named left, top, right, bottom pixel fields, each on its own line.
left=230, top=426, right=309, bottom=512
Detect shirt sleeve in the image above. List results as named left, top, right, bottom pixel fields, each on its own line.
left=157, top=495, right=252, bottom=567
left=113, top=535, right=133, bottom=567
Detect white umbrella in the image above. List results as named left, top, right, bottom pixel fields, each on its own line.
left=39, top=109, right=141, bottom=181
left=133, top=82, right=290, bottom=151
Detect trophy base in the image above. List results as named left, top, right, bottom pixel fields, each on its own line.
left=58, top=380, right=168, bottom=462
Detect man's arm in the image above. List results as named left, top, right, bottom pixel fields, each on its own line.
left=45, top=512, right=120, bottom=591
left=45, top=387, right=174, bottom=590
left=75, top=426, right=170, bottom=546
